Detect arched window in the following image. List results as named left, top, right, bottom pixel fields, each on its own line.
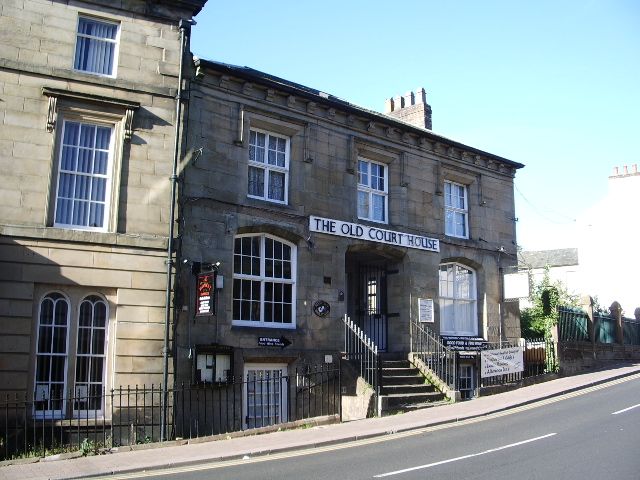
left=439, top=263, right=477, bottom=336
left=35, top=292, right=70, bottom=415
left=74, top=295, right=108, bottom=413
left=233, top=234, right=296, bottom=328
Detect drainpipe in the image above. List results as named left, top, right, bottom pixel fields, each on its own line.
left=161, top=18, right=192, bottom=442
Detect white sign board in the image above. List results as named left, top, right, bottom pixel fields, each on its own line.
left=418, top=298, right=434, bottom=322
left=481, top=347, right=524, bottom=378
left=503, top=272, right=530, bottom=300
left=309, top=216, right=439, bottom=252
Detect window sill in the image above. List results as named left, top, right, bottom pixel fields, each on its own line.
left=30, top=417, right=110, bottom=427
left=0, top=223, right=168, bottom=249
left=231, top=322, right=296, bottom=330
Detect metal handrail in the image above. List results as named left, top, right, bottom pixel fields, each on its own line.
left=342, top=314, right=380, bottom=404
left=410, top=319, right=456, bottom=391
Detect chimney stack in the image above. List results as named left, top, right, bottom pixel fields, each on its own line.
left=384, top=87, right=432, bottom=130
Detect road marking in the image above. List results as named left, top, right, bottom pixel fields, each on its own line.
left=612, top=403, right=640, bottom=415
left=373, top=433, right=557, bottom=478
left=91, top=374, right=640, bottom=480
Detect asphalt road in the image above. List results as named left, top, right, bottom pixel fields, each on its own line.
left=108, top=377, right=640, bottom=480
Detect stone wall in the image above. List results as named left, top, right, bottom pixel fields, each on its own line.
left=0, top=0, right=205, bottom=398
left=174, top=59, right=522, bottom=384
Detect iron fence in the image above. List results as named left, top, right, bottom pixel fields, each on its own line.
left=410, top=320, right=456, bottom=391
left=558, top=306, right=640, bottom=347
left=558, top=307, right=589, bottom=342
left=623, top=318, right=640, bottom=345
left=595, top=314, right=617, bottom=344
left=342, top=314, right=380, bottom=409
left=0, top=365, right=340, bottom=460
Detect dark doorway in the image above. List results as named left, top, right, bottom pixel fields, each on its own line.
left=359, top=264, right=388, bottom=351
left=350, top=263, right=388, bottom=351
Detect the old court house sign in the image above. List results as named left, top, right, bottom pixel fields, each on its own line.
left=310, top=216, right=440, bottom=253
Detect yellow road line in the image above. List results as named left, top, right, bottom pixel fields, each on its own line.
left=92, top=373, right=640, bottom=480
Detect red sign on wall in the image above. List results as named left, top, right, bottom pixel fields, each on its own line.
left=196, top=272, right=216, bottom=316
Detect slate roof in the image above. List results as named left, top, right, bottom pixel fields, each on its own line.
left=519, top=248, right=579, bottom=269
left=195, top=58, right=525, bottom=170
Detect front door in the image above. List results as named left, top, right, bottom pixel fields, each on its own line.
left=358, top=264, right=388, bottom=351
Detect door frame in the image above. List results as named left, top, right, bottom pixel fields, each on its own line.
left=242, top=363, right=288, bottom=429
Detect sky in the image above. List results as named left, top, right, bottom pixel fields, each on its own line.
left=190, top=0, right=640, bottom=252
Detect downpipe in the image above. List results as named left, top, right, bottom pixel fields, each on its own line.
left=161, top=18, right=192, bottom=442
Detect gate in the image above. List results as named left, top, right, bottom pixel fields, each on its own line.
left=357, top=264, right=387, bottom=351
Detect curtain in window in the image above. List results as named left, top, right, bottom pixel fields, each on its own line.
left=372, top=193, right=386, bottom=222
left=268, top=171, right=285, bottom=201
left=439, top=264, right=477, bottom=335
left=74, top=18, right=117, bottom=75
left=248, top=166, right=265, bottom=198
left=56, top=121, right=112, bottom=229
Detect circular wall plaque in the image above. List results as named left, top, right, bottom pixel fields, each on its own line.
left=313, top=300, right=330, bottom=317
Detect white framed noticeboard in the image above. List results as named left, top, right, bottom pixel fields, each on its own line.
left=418, top=298, right=434, bottom=323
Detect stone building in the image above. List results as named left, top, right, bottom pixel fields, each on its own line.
left=0, top=0, right=206, bottom=418
left=176, top=59, right=524, bottom=407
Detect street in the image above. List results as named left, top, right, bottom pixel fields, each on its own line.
left=97, top=377, right=640, bottom=480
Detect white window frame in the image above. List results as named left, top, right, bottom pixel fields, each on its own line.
left=73, top=15, right=120, bottom=78
left=243, top=363, right=288, bottom=430
left=247, top=128, right=290, bottom=205
left=357, top=158, right=388, bottom=224
left=73, top=295, right=109, bottom=417
left=444, top=181, right=469, bottom=239
left=53, top=118, right=115, bottom=232
left=232, top=234, right=297, bottom=329
left=439, top=263, right=478, bottom=336
left=33, top=292, right=110, bottom=419
left=34, top=292, right=71, bottom=419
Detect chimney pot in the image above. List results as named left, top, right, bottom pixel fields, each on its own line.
left=385, top=98, right=394, bottom=113
left=624, top=165, right=629, bottom=175
left=404, top=91, right=415, bottom=106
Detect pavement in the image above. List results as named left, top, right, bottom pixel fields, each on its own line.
left=2, top=362, right=640, bottom=480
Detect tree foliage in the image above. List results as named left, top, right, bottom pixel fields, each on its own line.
left=520, top=267, right=579, bottom=338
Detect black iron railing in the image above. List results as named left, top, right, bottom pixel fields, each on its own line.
left=0, top=365, right=340, bottom=460
left=410, top=320, right=456, bottom=392
left=342, top=314, right=380, bottom=408
left=558, top=306, right=590, bottom=342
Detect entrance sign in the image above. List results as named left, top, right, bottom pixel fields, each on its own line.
left=196, top=272, right=216, bottom=316
left=418, top=298, right=434, bottom=323
left=503, top=272, right=530, bottom=301
left=258, top=336, right=292, bottom=349
left=441, top=336, right=488, bottom=351
left=309, top=216, right=439, bottom=252
left=481, top=347, right=524, bottom=378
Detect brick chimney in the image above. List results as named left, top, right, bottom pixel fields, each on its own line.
left=384, top=88, right=432, bottom=130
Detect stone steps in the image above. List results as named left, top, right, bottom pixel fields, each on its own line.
left=379, top=358, right=448, bottom=415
